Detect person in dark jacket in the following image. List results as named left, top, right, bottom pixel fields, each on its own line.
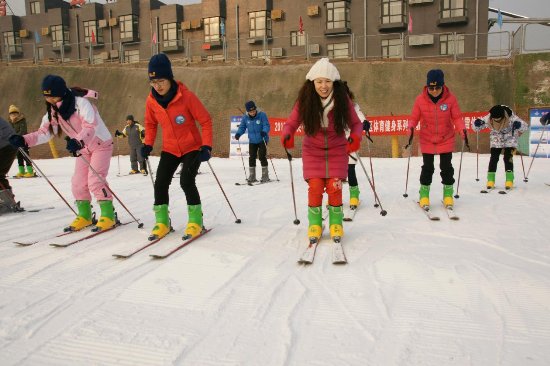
left=8, top=105, right=35, bottom=178
left=115, top=115, right=147, bottom=175
left=0, top=117, right=18, bottom=213
left=234, top=100, right=271, bottom=183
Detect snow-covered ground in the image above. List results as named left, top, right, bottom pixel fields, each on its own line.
left=1, top=153, right=549, bottom=366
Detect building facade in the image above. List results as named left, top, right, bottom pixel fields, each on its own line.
left=0, top=0, right=489, bottom=64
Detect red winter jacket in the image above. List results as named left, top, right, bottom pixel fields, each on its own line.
left=283, top=99, right=362, bottom=180
left=407, top=86, right=465, bottom=155
left=144, top=81, right=212, bottom=157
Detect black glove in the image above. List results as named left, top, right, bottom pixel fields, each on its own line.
left=404, top=128, right=414, bottom=149
left=199, top=145, right=212, bottom=162
left=8, top=134, right=27, bottom=149
left=66, top=138, right=83, bottom=155
left=141, top=144, right=153, bottom=159
left=234, top=133, right=241, bottom=140
left=512, top=121, right=521, bottom=130
left=260, top=131, right=267, bottom=138
left=363, top=120, right=371, bottom=133
left=463, top=129, right=470, bottom=151
left=473, top=118, right=484, bottom=128
left=541, top=112, right=550, bottom=126
left=114, top=130, right=122, bottom=137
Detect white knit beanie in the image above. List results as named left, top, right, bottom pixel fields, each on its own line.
left=305, top=58, right=340, bottom=81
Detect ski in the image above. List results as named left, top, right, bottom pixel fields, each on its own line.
left=343, top=206, right=358, bottom=222
left=235, top=182, right=253, bottom=186
left=298, top=237, right=321, bottom=264
left=480, top=187, right=495, bottom=194
left=545, top=183, right=550, bottom=187
left=441, top=201, right=459, bottom=221
left=49, top=222, right=129, bottom=248
left=499, top=187, right=513, bottom=194
left=14, top=227, right=86, bottom=246
left=332, top=238, right=347, bottom=264
left=113, top=232, right=173, bottom=259
left=149, top=228, right=212, bottom=259
left=415, top=202, right=440, bottom=221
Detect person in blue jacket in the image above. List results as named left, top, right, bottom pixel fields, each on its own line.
left=235, top=100, right=271, bottom=183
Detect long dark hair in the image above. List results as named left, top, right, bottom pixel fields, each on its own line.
left=296, top=80, right=350, bottom=136
left=45, top=87, right=87, bottom=137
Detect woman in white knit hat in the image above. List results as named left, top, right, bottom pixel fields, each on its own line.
left=281, top=58, right=363, bottom=244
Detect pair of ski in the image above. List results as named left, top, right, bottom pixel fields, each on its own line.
left=297, top=227, right=347, bottom=265
left=113, top=228, right=212, bottom=259
left=480, top=187, right=512, bottom=195
left=14, top=221, right=130, bottom=247
left=416, top=201, right=459, bottom=221
left=235, top=180, right=272, bottom=186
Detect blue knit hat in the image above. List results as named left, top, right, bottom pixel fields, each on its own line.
left=148, top=53, right=173, bottom=80
left=426, top=69, right=444, bottom=87
left=42, top=74, right=68, bottom=97
left=245, top=100, right=256, bottom=112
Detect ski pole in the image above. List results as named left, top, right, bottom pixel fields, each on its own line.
left=519, top=151, right=527, bottom=182
left=263, top=137, right=280, bottom=182
left=18, top=148, right=77, bottom=215
left=351, top=153, right=387, bottom=216
left=236, top=139, right=248, bottom=183
left=475, top=131, right=479, bottom=181
left=525, top=123, right=548, bottom=181
left=403, top=129, right=414, bottom=198
left=145, top=158, right=155, bottom=188
left=66, top=140, right=143, bottom=228
left=363, top=134, right=378, bottom=207
left=285, top=148, right=300, bottom=225
left=205, top=160, right=242, bottom=223
left=454, top=139, right=465, bottom=199
left=116, top=136, right=121, bottom=176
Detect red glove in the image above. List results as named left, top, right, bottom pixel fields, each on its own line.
left=282, top=134, right=294, bottom=149
left=346, top=133, right=361, bottom=153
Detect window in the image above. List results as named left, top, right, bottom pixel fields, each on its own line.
left=249, top=11, right=271, bottom=38
left=327, top=43, right=349, bottom=59
left=123, top=49, right=140, bottom=63
left=3, top=31, right=22, bottom=55
left=251, top=49, right=271, bottom=59
left=381, top=0, right=406, bottom=24
left=326, top=1, right=350, bottom=30
left=439, top=33, right=464, bottom=55
left=36, top=47, right=44, bottom=61
left=290, top=31, right=305, bottom=47
left=381, top=38, right=401, bottom=58
left=51, top=25, right=69, bottom=47
left=204, top=17, right=222, bottom=43
left=441, top=0, right=466, bottom=19
left=30, top=1, right=40, bottom=14
left=119, top=14, right=139, bottom=40
left=83, top=20, right=103, bottom=44
left=162, top=22, right=180, bottom=47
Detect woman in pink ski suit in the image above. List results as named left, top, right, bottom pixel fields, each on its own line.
left=9, top=75, right=115, bottom=232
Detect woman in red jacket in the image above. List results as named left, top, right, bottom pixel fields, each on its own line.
left=407, top=69, right=466, bottom=209
left=282, top=58, right=362, bottom=243
left=141, top=54, right=213, bottom=241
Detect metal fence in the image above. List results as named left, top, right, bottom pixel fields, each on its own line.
left=2, top=27, right=548, bottom=66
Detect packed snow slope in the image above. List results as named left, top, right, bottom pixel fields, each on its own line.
left=1, top=154, right=549, bottom=366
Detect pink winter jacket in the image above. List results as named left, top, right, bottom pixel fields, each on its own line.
left=283, top=100, right=362, bottom=180
left=23, top=96, right=113, bottom=152
left=407, top=86, right=465, bottom=155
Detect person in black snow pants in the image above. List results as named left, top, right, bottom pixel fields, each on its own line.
left=0, top=117, right=19, bottom=214
left=234, top=100, right=271, bottom=183
left=115, top=115, right=147, bottom=175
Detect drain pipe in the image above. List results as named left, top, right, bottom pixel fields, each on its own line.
left=475, top=0, right=479, bottom=59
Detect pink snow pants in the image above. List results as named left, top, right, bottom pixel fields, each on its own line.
left=72, top=142, right=113, bottom=201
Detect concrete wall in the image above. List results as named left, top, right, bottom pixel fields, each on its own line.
left=0, top=58, right=523, bottom=160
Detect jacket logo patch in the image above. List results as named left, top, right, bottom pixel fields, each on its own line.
left=440, top=104, right=448, bottom=111
left=255, top=120, right=260, bottom=125
left=175, top=115, right=185, bottom=125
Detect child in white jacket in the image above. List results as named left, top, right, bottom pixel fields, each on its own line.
left=473, top=105, right=528, bottom=190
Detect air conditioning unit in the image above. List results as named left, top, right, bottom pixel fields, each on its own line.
left=307, top=5, right=319, bottom=16
left=272, top=47, right=283, bottom=57
left=271, top=9, right=284, bottom=20
left=19, top=29, right=30, bottom=38
left=408, top=34, right=434, bottom=46
left=41, top=27, right=50, bottom=36
left=191, top=19, right=203, bottom=29
left=182, top=21, right=191, bottom=30
left=309, top=43, right=320, bottom=55
left=108, top=17, right=118, bottom=27
left=98, top=19, right=107, bottom=28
